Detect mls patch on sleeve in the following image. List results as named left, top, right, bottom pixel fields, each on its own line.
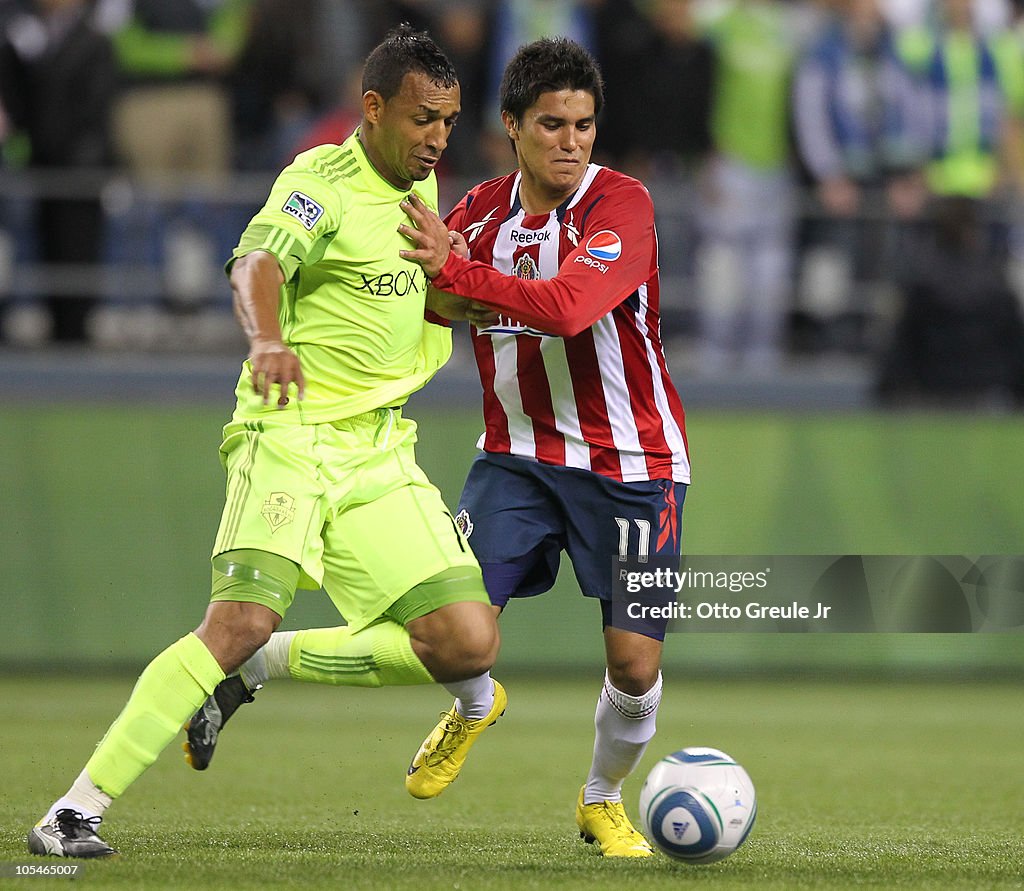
left=282, top=191, right=324, bottom=230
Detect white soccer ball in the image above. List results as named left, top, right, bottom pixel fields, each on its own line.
left=639, top=746, right=757, bottom=864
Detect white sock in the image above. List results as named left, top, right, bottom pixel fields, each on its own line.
left=444, top=672, right=494, bottom=721
left=584, top=671, right=662, bottom=805
left=239, top=630, right=296, bottom=688
left=44, top=769, right=112, bottom=823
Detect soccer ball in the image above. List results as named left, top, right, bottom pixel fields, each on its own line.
left=639, top=746, right=757, bottom=864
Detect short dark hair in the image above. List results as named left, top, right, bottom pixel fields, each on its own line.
left=499, top=37, right=604, bottom=125
left=361, top=23, right=458, bottom=100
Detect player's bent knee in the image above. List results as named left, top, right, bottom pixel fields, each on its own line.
left=604, top=625, right=663, bottom=694
left=432, top=624, right=498, bottom=680
left=200, top=549, right=298, bottom=668
left=405, top=600, right=500, bottom=681
left=450, top=619, right=500, bottom=678
left=433, top=645, right=496, bottom=682
left=606, top=647, right=662, bottom=695
left=607, top=666, right=660, bottom=697
left=235, top=602, right=279, bottom=646
left=195, top=600, right=281, bottom=672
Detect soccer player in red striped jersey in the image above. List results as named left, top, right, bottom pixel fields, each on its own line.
left=400, top=37, right=689, bottom=857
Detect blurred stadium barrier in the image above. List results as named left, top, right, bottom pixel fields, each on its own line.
left=1, top=167, right=986, bottom=354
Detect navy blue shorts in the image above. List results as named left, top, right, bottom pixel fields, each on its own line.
left=454, top=452, right=687, bottom=640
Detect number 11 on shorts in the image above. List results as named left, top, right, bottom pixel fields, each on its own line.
left=615, top=517, right=651, bottom=563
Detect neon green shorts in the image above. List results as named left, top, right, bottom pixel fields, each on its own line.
left=211, top=408, right=481, bottom=631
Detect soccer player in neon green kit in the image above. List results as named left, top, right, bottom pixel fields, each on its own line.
left=27, top=24, right=503, bottom=859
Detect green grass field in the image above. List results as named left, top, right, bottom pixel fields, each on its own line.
left=2, top=675, right=1022, bottom=890
left=3, top=406, right=1023, bottom=887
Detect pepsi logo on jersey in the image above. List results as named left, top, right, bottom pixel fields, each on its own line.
left=574, top=230, right=621, bottom=274
left=585, top=230, right=622, bottom=262
left=574, top=255, right=609, bottom=274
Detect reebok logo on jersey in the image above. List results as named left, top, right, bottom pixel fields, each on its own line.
left=510, top=228, right=550, bottom=245
left=565, top=212, right=580, bottom=246
left=657, top=481, right=679, bottom=551
left=585, top=230, right=622, bottom=262
left=465, top=207, right=499, bottom=243
left=282, top=191, right=324, bottom=230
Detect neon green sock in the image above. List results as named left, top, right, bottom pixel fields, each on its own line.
left=86, top=633, right=225, bottom=797
left=287, top=621, right=433, bottom=687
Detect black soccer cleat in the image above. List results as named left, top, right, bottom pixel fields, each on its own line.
left=27, top=809, right=117, bottom=858
left=183, top=675, right=259, bottom=771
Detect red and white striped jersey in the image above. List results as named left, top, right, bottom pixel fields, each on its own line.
left=433, top=164, right=689, bottom=484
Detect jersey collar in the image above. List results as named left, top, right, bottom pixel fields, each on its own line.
left=352, top=127, right=422, bottom=197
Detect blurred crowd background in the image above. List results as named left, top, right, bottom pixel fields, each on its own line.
left=2, top=0, right=1024, bottom=408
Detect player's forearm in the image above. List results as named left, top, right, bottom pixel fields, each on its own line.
left=425, top=286, right=472, bottom=321
left=229, top=251, right=287, bottom=347
left=430, top=253, right=629, bottom=338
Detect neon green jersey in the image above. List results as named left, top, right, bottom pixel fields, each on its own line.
left=699, top=0, right=799, bottom=171
left=227, top=132, right=452, bottom=424
left=899, top=27, right=1024, bottom=197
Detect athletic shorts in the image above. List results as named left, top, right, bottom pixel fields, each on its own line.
left=455, top=452, right=687, bottom=638
left=212, top=408, right=481, bottom=631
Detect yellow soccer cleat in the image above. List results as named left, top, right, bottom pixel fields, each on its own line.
left=576, top=786, right=655, bottom=857
left=406, top=680, right=507, bottom=799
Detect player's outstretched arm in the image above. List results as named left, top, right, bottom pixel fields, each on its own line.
left=400, top=186, right=653, bottom=338
left=229, top=250, right=305, bottom=408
